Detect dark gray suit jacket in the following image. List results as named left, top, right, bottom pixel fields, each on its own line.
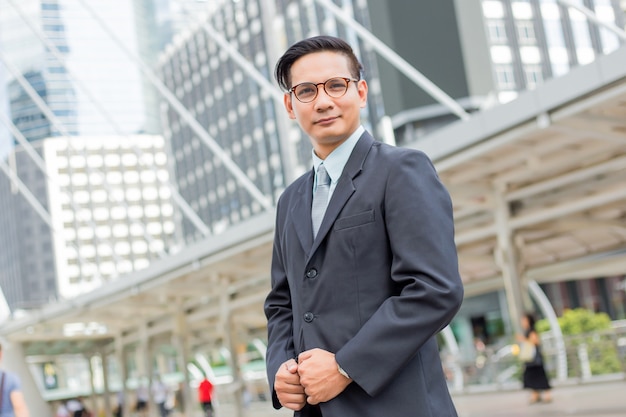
left=265, top=132, right=463, bottom=417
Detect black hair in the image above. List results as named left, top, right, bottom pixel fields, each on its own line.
left=274, top=35, right=363, bottom=91
left=524, top=312, right=537, bottom=330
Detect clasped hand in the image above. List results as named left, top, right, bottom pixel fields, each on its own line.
left=274, top=348, right=352, bottom=410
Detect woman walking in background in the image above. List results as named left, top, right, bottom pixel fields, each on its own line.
left=518, top=313, right=552, bottom=404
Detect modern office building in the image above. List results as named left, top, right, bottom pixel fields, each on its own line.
left=0, top=0, right=181, bottom=310
left=43, top=135, right=177, bottom=300
left=365, top=0, right=625, bottom=145
left=0, top=141, right=59, bottom=311
left=0, top=135, right=176, bottom=308
left=0, top=0, right=162, bottom=140
left=7, top=71, right=52, bottom=142
left=159, top=0, right=386, bottom=243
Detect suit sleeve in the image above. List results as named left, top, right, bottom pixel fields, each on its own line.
left=335, top=150, right=463, bottom=397
left=264, top=200, right=296, bottom=409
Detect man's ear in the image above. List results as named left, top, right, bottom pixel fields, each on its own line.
left=358, top=79, right=368, bottom=109
left=284, top=93, right=296, bottom=120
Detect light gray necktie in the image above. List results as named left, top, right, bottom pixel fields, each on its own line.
left=311, top=164, right=330, bottom=238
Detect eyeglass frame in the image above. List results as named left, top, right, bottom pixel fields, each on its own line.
left=288, top=77, right=360, bottom=103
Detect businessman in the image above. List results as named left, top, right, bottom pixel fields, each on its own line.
left=264, top=35, right=464, bottom=417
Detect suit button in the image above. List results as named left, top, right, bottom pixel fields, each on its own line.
left=306, top=268, right=318, bottom=279
left=304, top=312, right=315, bottom=323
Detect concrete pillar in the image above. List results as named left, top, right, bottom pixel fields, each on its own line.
left=0, top=339, right=50, bottom=416
left=101, top=350, right=112, bottom=417
left=85, top=352, right=98, bottom=413
left=220, top=276, right=244, bottom=417
left=115, top=336, right=130, bottom=417
left=138, top=323, right=156, bottom=417
left=173, top=309, right=193, bottom=416
left=493, top=184, right=528, bottom=333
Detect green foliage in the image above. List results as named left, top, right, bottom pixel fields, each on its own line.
left=536, top=308, right=611, bottom=334
left=536, top=318, right=550, bottom=333
left=536, top=308, right=621, bottom=376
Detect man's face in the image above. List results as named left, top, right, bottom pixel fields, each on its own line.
left=284, top=51, right=368, bottom=159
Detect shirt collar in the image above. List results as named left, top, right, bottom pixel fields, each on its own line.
left=312, top=125, right=364, bottom=184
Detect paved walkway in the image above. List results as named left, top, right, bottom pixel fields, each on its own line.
left=453, top=380, right=626, bottom=417
left=209, top=379, right=626, bottom=417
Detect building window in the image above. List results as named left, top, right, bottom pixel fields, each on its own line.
left=483, top=0, right=505, bottom=19
left=494, top=64, right=516, bottom=89
left=511, top=1, right=533, bottom=19
left=524, top=65, right=543, bottom=89
left=520, top=46, right=541, bottom=64
left=487, top=20, right=508, bottom=42
left=490, top=45, right=513, bottom=64
left=516, top=21, right=536, bottom=43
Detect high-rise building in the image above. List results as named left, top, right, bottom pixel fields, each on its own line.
left=0, top=0, right=159, bottom=141
left=8, top=71, right=52, bottom=142
left=365, top=0, right=625, bottom=145
left=0, top=142, right=58, bottom=310
left=0, top=135, right=176, bottom=309
left=0, top=0, right=179, bottom=309
left=43, top=135, right=177, bottom=299
left=159, top=0, right=386, bottom=243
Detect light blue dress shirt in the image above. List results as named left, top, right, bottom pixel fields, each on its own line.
left=312, top=125, right=364, bottom=201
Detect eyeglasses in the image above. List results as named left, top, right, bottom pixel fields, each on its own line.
left=289, top=77, right=359, bottom=103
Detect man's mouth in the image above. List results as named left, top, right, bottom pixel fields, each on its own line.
left=315, top=116, right=338, bottom=124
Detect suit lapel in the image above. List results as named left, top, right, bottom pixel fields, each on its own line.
left=291, top=170, right=314, bottom=254
left=308, top=132, right=375, bottom=257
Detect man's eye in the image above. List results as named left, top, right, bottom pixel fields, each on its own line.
left=297, top=85, right=316, bottom=95
left=327, top=81, right=345, bottom=91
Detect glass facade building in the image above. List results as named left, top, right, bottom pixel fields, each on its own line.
left=43, top=135, right=177, bottom=299
left=376, top=0, right=625, bottom=146
left=159, top=0, right=386, bottom=243
left=482, top=0, right=625, bottom=103
left=0, top=0, right=171, bottom=310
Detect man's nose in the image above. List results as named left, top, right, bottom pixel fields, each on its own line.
left=313, top=86, right=334, bottom=108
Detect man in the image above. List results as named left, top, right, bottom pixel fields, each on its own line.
left=264, top=35, right=464, bottom=417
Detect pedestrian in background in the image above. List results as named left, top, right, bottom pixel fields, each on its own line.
left=198, top=375, right=214, bottom=417
left=518, top=313, right=552, bottom=404
left=152, top=376, right=170, bottom=417
left=0, top=343, right=29, bottom=417
left=265, top=35, right=464, bottom=417
left=135, top=381, right=149, bottom=417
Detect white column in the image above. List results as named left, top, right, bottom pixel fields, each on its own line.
left=101, top=350, right=112, bottom=417
left=85, top=353, right=98, bottom=414
left=220, top=276, right=244, bottom=417
left=138, top=324, right=156, bottom=417
left=173, top=309, right=193, bottom=416
left=115, top=336, right=130, bottom=417
left=493, top=185, right=527, bottom=333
